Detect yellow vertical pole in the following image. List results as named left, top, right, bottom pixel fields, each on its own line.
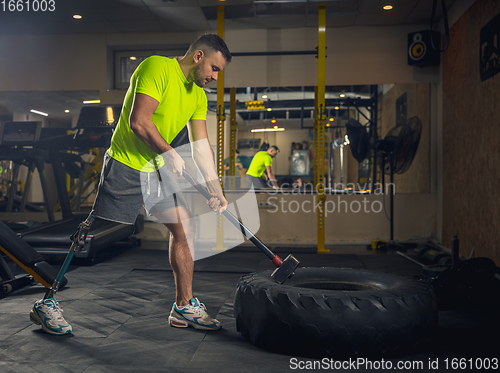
left=215, top=5, right=225, bottom=250
left=316, top=2, right=328, bottom=253
left=229, top=87, right=237, bottom=190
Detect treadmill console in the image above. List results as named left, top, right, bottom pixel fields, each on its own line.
left=0, top=121, right=42, bottom=147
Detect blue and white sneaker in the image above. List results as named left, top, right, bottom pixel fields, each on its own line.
left=30, top=298, right=72, bottom=335
left=169, top=298, right=221, bottom=331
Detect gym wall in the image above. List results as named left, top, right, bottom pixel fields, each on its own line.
left=0, top=17, right=459, bottom=246
left=442, top=0, right=500, bottom=266
left=0, top=25, right=438, bottom=98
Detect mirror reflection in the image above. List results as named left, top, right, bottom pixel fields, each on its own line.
left=212, top=84, right=429, bottom=194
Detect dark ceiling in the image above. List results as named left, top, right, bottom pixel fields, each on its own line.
left=0, top=0, right=457, bottom=34
left=0, top=0, right=457, bottom=124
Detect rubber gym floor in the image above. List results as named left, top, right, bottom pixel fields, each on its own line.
left=0, top=242, right=499, bottom=373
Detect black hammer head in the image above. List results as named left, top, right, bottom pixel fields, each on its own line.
left=271, top=254, right=300, bottom=284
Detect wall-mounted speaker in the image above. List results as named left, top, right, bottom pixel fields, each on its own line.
left=408, top=30, right=441, bottom=67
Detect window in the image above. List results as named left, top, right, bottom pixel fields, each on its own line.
left=238, top=138, right=261, bottom=150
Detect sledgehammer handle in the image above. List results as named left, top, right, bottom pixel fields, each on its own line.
left=182, top=171, right=282, bottom=266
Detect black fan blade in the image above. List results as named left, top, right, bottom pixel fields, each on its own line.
left=346, top=118, right=370, bottom=163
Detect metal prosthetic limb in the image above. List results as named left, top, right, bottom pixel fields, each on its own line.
left=44, top=214, right=95, bottom=299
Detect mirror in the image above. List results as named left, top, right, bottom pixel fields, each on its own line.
left=210, top=84, right=430, bottom=193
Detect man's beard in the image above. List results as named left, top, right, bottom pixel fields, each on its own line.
left=192, top=65, right=205, bottom=88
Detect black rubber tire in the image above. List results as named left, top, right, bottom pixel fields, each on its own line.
left=234, top=267, right=438, bottom=358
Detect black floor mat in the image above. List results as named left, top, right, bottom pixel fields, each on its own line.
left=0, top=246, right=498, bottom=372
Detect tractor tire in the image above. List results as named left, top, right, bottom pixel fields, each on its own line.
left=234, top=267, right=438, bottom=358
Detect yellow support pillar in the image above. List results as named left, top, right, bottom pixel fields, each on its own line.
left=215, top=5, right=225, bottom=251
left=228, top=87, right=237, bottom=190
left=316, top=2, right=328, bottom=253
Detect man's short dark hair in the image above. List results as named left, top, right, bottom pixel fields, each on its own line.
left=190, top=34, right=232, bottom=63
left=270, top=145, right=280, bottom=152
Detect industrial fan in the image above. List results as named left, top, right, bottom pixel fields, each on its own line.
left=377, top=116, right=422, bottom=176
left=375, top=116, right=422, bottom=240
left=345, top=118, right=371, bottom=163
left=345, top=118, right=372, bottom=188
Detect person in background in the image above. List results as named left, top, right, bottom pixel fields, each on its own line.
left=245, top=145, right=279, bottom=189
left=223, top=149, right=241, bottom=175
left=224, top=149, right=252, bottom=188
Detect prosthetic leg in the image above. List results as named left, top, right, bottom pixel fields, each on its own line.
left=30, top=214, right=95, bottom=335
left=43, top=214, right=95, bottom=299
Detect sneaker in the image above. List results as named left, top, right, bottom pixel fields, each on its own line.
left=30, top=298, right=72, bottom=335
left=168, top=298, right=221, bottom=331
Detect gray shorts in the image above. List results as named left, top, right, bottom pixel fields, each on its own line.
left=245, top=174, right=268, bottom=189
left=92, top=152, right=187, bottom=225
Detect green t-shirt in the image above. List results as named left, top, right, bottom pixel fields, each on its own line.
left=238, top=156, right=252, bottom=169
left=108, top=56, right=208, bottom=171
left=246, top=151, right=272, bottom=177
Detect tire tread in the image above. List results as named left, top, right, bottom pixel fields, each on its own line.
left=234, top=267, right=438, bottom=358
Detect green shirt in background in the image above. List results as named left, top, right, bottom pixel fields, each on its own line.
left=224, top=155, right=253, bottom=175
left=108, top=56, right=208, bottom=172
left=238, top=155, right=252, bottom=169
left=246, top=151, right=272, bottom=178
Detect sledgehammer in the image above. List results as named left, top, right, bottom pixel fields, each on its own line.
left=183, top=170, right=299, bottom=284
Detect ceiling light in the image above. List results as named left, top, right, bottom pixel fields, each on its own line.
left=262, top=95, right=268, bottom=99
left=329, top=117, right=334, bottom=122
left=267, top=108, right=272, bottom=111
left=335, top=106, right=340, bottom=110
left=130, top=57, right=137, bottom=61
left=340, top=94, right=345, bottom=98
left=65, top=110, right=70, bottom=113
left=273, top=125, right=278, bottom=129
left=383, top=5, right=393, bottom=11
left=73, top=14, right=82, bottom=19
left=83, top=100, right=101, bottom=104
left=30, top=109, right=48, bottom=117
left=251, top=128, right=285, bottom=133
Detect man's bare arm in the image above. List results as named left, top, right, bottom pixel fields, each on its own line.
left=129, top=93, right=168, bottom=153
left=129, top=93, right=184, bottom=174
left=265, top=165, right=279, bottom=188
left=188, top=119, right=217, bottom=179
left=188, top=119, right=227, bottom=212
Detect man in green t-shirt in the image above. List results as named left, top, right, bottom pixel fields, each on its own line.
left=30, top=34, right=231, bottom=335
left=245, top=145, right=280, bottom=189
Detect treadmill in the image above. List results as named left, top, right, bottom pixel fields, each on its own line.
left=0, top=122, right=54, bottom=221
left=18, top=213, right=137, bottom=258
left=15, top=107, right=141, bottom=259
